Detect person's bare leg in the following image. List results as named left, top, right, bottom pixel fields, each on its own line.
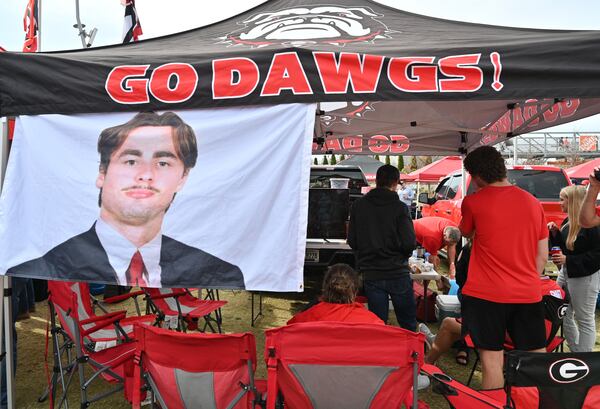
left=425, top=318, right=463, bottom=364
left=479, top=349, right=504, bottom=389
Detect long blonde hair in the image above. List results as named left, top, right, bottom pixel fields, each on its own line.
left=560, top=185, right=587, bottom=251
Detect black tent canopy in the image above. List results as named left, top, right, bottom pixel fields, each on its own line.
left=2, top=0, right=600, bottom=154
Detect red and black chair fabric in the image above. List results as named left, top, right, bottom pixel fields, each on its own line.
left=142, top=287, right=227, bottom=332
left=424, top=351, right=600, bottom=409
left=132, top=323, right=262, bottom=409
left=47, top=281, right=155, bottom=407
left=264, top=322, right=426, bottom=409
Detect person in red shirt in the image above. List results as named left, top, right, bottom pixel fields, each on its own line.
left=579, top=167, right=600, bottom=228
left=413, top=217, right=461, bottom=276
left=288, top=263, right=383, bottom=325
left=459, top=146, right=548, bottom=390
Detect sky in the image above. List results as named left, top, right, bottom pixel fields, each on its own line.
left=1, top=0, right=600, bottom=131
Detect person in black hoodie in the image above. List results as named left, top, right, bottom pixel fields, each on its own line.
left=549, top=185, right=600, bottom=352
left=347, top=165, right=417, bottom=330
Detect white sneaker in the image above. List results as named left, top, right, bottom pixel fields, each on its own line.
left=417, top=374, right=430, bottom=390
left=418, top=323, right=436, bottom=347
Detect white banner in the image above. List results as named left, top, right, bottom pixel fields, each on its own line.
left=0, top=104, right=315, bottom=291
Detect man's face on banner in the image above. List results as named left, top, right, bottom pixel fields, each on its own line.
left=96, top=126, right=189, bottom=226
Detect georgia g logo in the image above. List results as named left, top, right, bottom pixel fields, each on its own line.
left=549, top=358, right=589, bottom=383
left=557, top=304, right=568, bottom=319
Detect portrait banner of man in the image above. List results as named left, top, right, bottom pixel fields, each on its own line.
left=0, top=104, right=315, bottom=291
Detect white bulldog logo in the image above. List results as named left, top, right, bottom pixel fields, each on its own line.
left=219, top=5, right=395, bottom=47
left=320, top=101, right=377, bottom=127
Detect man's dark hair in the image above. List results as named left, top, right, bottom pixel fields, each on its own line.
left=97, top=112, right=198, bottom=207
left=321, top=263, right=361, bottom=304
left=463, top=146, right=507, bottom=184
left=98, top=111, right=198, bottom=174
left=376, top=164, right=400, bottom=188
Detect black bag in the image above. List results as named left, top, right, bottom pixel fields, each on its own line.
left=103, top=284, right=131, bottom=300
left=413, top=281, right=437, bottom=322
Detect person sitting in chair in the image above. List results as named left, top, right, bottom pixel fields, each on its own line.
left=288, top=264, right=383, bottom=325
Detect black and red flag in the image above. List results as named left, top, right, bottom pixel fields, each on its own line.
left=22, top=0, right=39, bottom=52
left=122, top=0, right=143, bottom=43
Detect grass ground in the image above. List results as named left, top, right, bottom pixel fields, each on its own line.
left=11, top=264, right=600, bottom=408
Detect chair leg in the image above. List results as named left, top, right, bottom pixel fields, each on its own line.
left=251, top=292, right=263, bottom=327
left=467, top=351, right=480, bottom=386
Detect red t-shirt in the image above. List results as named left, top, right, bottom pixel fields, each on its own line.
left=459, top=185, right=548, bottom=303
left=287, top=302, right=384, bottom=325
left=413, top=217, right=457, bottom=256
left=596, top=206, right=600, bottom=216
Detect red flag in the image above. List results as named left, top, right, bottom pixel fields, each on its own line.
left=23, top=0, right=39, bottom=52
left=122, top=0, right=143, bottom=43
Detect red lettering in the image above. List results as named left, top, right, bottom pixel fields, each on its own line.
left=523, top=99, right=540, bottom=127
left=511, top=106, right=525, bottom=130
left=325, top=138, right=342, bottom=151
left=389, top=135, right=410, bottom=153
left=480, top=133, right=498, bottom=145
left=559, top=99, right=580, bottom=118
left=342, top=136, right=363, bottom=152
left=105, top=65, right=150, bottom=104
left=438, top=54, right=483, bottom=92
left=212, top=58, right=259, bottom=99
left=261, top=52, right=312, bottom=96
left=495, top=112, right=512, bottom=132
left=149, top=63, right=198, bottom=103
left=313, top=52, right=383, bottom=93
left=388, top=57, right=437, bottom=92
left=543, top=102, right=561, bottom=123
left=368, top=135, right=389, bottom=153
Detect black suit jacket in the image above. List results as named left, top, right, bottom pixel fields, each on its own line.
left=7, top=225, right=245, bottom=289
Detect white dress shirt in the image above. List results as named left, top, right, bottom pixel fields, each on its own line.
left=95, top=218, right=162, bottom=287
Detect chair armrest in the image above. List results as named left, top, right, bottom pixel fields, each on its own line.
left=80, top=310, right=127, bottom=325
left=81, top=312, right=128, bottom=337
left=145, top=291, right=184, bottom=301
left=421, top=364, right=505, bottom=408
left=104, top=290, right=145, bottom=304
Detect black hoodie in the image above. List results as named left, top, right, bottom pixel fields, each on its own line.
left=347, top=187, right=416, bottom=280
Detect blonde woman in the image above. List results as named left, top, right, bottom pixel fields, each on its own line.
left=548, top=185, right=600, bottom=352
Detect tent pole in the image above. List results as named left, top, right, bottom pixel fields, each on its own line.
left=38, top=0, right=42, bottom=52
left=2, top=278, right=14, bottom=409
left=513, top=136, right=518, bottom=165
left=415, top=181, right=420, bottom=219
left=0, top=119, right=15, bottom=409
left=461, top=155, right=468, bottom=247
left=74, top=0, right=87, bottom=48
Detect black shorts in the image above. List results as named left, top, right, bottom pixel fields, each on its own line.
left=461, top=295, right=546, bottom=351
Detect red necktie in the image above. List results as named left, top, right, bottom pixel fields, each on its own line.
left=126, top=250, right=147, bottom=287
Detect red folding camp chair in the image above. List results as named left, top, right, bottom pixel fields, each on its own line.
left=46, top=281, right=156, bottom=408
left=132, top=323, right=263, bottom=409
left=264, top=322, right=426, bottom=409
left=465, top=293, right=568, bottom=385
left=143, top=287, right=227, bottom=332
left=423, top=350, right=600, bottom=409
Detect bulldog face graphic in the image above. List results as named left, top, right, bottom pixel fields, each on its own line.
left=320, top=101, right=377, bottom=127
left=220, top=5, right=395, bottom=47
